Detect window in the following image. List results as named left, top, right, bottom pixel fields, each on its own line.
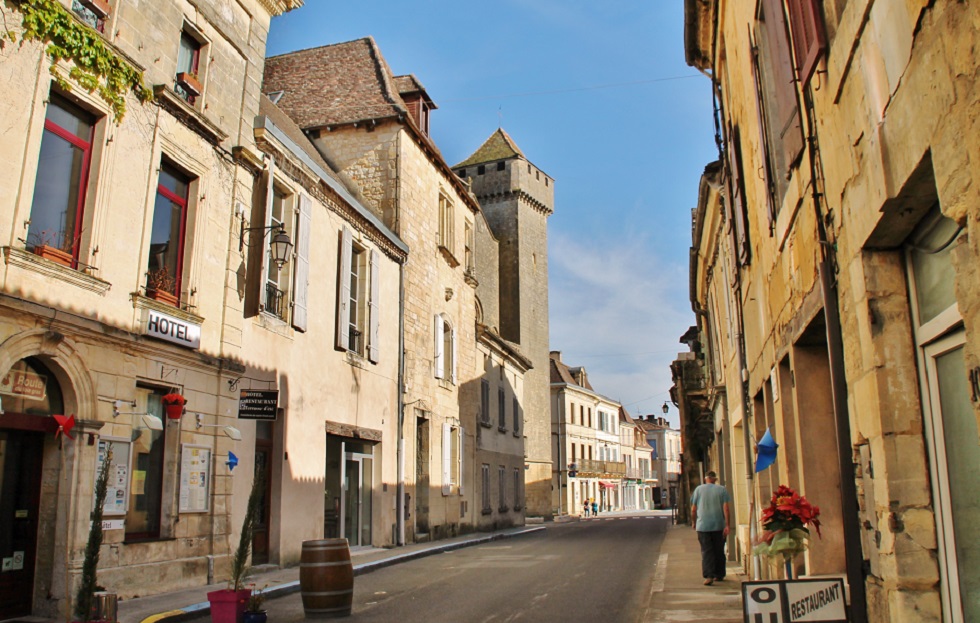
left=442, top=423, right=463, bottom=495
left=464, top=221, right=474, bottom=275
left=477, top=165, right=485, bottom=175
left=72, top=0, right=109, bottom=33
left=481, top=464, right=491, bottom=513
left=651, top=440, right=658, bottom=459
left=498, top=387, right=506, bottom=431
left=264, top=185, right=290, bottom=320
left=753, top=0, right=804, bottom=213
left=433, top=314, right=456, bottom=383
left=498, top=466, right=507, bottom=511
left=174, top=30, right=203, bottom=104
left=785, top=0, right=827, bottom=86
left=513, top=468, right=522, bottom=510
left=27, top=95, right=97, bottom=269
left=496, top=162, right=505, bottom=171
left=146, top=161, right=191, bottom=304
left=480, top=379, right=490, bottom=426
left=126, top=386, right=168, bottom=539
left=337, top=226, right=379, bottom=361
left=438, top=193, right=455, bottom=255
left=905, top=207, right=977, bottom=621
left=513, top=397, right=520, bottom=434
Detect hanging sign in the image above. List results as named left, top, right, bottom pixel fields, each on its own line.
left=742, top=578, right=847, bottom=622
left=238, top=390, right=278, bottom=420
left=144, top=309, right=201, bottom=349
left=0, top=369, right=47, bottom=399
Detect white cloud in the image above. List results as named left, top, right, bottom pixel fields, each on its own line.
left=548, top=228, right=692, bottom=424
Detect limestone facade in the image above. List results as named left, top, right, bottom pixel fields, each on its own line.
left=685, top=1, right=980, bottom=621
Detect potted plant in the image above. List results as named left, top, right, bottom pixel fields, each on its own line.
left=208, top=472, right=264, bottom=623
left=243, top=586, right=267, bottom=623
left=753, top=485, right=821, bottom=579
left=145, top=267, right=178, bottom=306
left=160, top=393, right=186, bottom=420
left=29, top=229, right=81, bottom=267
left=176, top=71, right=203, bottom=97
left=78, top=0, right=111, bottom=18
left=74, top=443, right=113, bottom=623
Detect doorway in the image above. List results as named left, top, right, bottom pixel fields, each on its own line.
left=0, top=430, right=44, bottom=619
left=324, top=436, right=373, bottom=547
left=252, top=421, right=274, bottom=565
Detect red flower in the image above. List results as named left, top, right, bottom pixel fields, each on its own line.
left=760, top=485, right=821, bottom=538
left=161, top=393, right=186, bottom=405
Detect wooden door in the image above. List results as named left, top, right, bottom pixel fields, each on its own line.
left=0, top=431, right=44, bottom=619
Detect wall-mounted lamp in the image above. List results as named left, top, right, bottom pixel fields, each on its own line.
left=240, top=221, right=293, bottom=270
left=113, top=400, right=164, bottom=431
left=196, top=413, right=242, bottom=440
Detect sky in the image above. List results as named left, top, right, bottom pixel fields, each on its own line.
left=267, top=1, right=718, bottom=428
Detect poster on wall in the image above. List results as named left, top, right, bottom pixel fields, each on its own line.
left=96, top=438, right=131, bottom=517
left=179, top=444, right=211, bottom=513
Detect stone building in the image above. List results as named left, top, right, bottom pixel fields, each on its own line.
left=452, top=128, right=554, bottom=519
left=636, top=415, right=682, bottom=509
left=0, top=0, right=310, bottom=617
left=619, top=407, right=655, bottom=511
left=685, top=1, right=980, bottom=621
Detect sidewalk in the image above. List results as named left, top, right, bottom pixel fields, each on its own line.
left=642, top=523, right=746, bottom=622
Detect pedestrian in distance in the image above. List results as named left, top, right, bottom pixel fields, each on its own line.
left=583, top=500, right=590, bottom=517
left=591, top=500, right=598, bottom=516
left=690, top=471, right=731, bottom=586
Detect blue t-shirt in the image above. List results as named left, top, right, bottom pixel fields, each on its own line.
left=690, top=483, right=731, bottom=532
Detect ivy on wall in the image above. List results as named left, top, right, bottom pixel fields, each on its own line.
left=6, top=0, right=152, bottom=121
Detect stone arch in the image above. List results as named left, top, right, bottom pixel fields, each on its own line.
left=0, top=329, right=97, bottom=419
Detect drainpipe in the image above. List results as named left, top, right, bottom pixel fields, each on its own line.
left=803, top=88, right=868, bottom=623
left=396, top=264, right=406, bottom=546
left=556, top=389, right=566, bottom=516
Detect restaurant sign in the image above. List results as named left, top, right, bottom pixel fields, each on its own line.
left=0, top=369, right=47, bottom=399
left=238, top=390, right=279, bottom=420
left=145, top=309, right=201, bottom=349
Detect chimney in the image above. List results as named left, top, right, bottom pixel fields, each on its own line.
left=550, top=350, right=561, bottom=362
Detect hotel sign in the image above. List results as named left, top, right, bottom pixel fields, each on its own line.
left=145, top=309, right=201, bottom=349
left=238, top=390, right=279, bottom=420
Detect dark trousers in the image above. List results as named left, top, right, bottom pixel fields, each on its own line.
left=697, top=531, right=727, bottom=579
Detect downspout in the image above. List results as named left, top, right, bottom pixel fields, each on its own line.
left=802, top=88, right=868, bottom=623
left=557, top=388, right=565, bottom=516
left=396, top=264, right=406, bottom=546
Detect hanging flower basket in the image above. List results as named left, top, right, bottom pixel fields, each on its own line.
left=161, top=393, right=186, bottom=420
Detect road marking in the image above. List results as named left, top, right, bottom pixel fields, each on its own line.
left=650, top=552, right=668, bottom=592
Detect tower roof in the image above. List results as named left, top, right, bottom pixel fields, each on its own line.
left=454, top=128, right=525, bottom=168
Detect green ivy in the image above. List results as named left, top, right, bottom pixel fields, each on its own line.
left=11, top=0, right=152, bottom=122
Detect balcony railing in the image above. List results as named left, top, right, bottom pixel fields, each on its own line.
left=265, top=282, right=286, bottom=319
left=574, top=459, right=626, bottom=477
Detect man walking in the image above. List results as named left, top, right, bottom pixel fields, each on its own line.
left=690, top=471, right=731, bottom=586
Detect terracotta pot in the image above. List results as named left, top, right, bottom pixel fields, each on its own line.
left=164, top=403, right=184, bottom=420
left=207, top=589, right=251, bottom=623
left=146, top=288, right=179, bottom=306
left=176, top=72, right=203, bottom=97
left=33, top=244, right=73, bottom=267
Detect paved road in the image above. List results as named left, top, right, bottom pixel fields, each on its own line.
left=248, top=515, right=671, bottom=623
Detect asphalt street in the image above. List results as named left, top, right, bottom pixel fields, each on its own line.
left=219, top=515, right=671, bottom=623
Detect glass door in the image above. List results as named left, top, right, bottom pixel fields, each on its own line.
left=343, top=450, right=372, bottom=547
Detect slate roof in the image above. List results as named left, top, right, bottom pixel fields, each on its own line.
left=263, top=37, right=408, bottom=130
left=454, top=128, right=526, bottom=168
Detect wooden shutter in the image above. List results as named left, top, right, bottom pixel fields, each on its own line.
left=336, top=226, right=352, bottom=350
left=291, top=194, right=311, bottom=332
left=259, top=157, right=276, bottom=311
left=760, top=0, right=804, bottom=170
left=368, top=249, right=380, bottom=362
left=786, top=0, right=826, bottom=86
left=728, top=126, right=751, bottom=266
left=457, top=426, right=464, bottom=495
left=749, top=45, right=778, bottom=230
left=450, top=324, right=457, bottom=385
left=433, top=314, right=444, bottom=379
left=442, top=423, right=452, bottom=495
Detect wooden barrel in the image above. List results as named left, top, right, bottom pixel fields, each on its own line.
left=300, top=538, right=353, bottom=618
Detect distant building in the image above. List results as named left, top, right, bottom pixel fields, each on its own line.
left=636, top=416, right=681, bottom=508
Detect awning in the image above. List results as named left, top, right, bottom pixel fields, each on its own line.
left=599, top=481, right=616, bottom=488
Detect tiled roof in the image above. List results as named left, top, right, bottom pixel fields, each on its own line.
left=258, top=95, right=349, bottom=189
left=263, top=37, right=407, bottom=130
left=454, top=128, right=525, bottom=168
left=550, top=355, right=595, bottom=391
left=393, top=74, right=434, bottom=105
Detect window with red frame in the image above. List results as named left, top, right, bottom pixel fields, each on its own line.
left=27, top=95, right=96, bottom=268
left=147, top=162, right=191, bottom=302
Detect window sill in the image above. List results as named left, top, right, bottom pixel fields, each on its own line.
left=252, top=310, right=292, bottom=339
left=464, top=269, right=478, bottom=287
left=3, top=247, right=111, bottom=295
left=133, top=293, right=204, bottom=322
left=438, top=378, right=454, bottom=391
left=498, top=506, right=510, bottom=513
left=437, top=245, right=460, bottom=268
left=153, top=85, right=228, bottom=146
left=497, top=427, right=507, bottom=434
left=480, top=420, right=493, bottom=429
left=513, top=431, right=521, bottom=438
left=346, top=350, right=367, bottom=368
left=481, top=508, right=493, bottom=516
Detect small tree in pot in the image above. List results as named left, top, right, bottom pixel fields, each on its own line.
left=75, top=443, right=113, bottom=622
left=208, top=471, right=264, bottom=623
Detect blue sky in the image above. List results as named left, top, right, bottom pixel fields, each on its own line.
left=267, top=2, right=718, bottom=426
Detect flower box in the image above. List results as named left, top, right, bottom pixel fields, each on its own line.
left=33, top=244, right=74, bottom=267
left=79, top=0, right=111, bottom=17
left=176, top=72, right=203, bottom=97
left=146, top=288, right=178, bottom=307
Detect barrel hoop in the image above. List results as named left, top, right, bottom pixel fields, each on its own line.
left=304, top=606, right=353, bottom=613
left=302, top=589, right=353, bottom=597
left=300, top=561, right=352, bottom=567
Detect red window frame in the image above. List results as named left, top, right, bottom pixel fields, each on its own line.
left=154, top=169, right=190, bottom=298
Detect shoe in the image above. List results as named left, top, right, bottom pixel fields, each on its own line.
left=703, top=578, right=714, bottom=586
left=716, top=576, right=725, bottom=581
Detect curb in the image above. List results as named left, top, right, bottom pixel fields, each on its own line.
left=138, top=526, right=545, bottom=623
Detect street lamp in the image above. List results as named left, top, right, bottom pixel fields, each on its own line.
left=662, top=401, right=669, bottom=415
left=240, top=221, right=294, bottom=270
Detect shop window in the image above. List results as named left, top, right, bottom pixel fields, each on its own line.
left=125, top=387, right=168, bottom=540
left=146, top=160, right=191, bottom=306
left=27, top=95, right=98, bottom=270
left=336, top=226, right=379, bottom=360
left=0, top=357, right=64, bottom=418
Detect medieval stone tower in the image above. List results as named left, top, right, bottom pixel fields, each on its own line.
left=454, top=129, right=554, bottom=518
